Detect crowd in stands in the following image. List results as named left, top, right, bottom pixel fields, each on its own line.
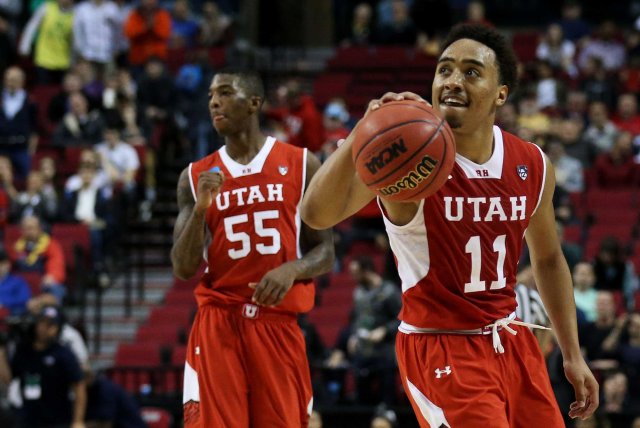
left=0, top=0, right=638, bottom=426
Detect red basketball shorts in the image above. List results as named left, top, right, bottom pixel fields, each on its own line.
left=183, top=303, right=313, bottom=428
left=396, top=325, right=564, bottom=428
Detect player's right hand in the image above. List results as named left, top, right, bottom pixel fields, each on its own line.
left=195, top=167, right=225, bottom=213
left=366, top=92, right=431, bottom=116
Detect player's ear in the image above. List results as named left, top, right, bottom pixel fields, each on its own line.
left=496, top=85, right=508, bottom=107
left=249, top=96, right=262, bottom=114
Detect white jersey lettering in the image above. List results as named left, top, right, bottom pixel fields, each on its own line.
left=267, top=183, right=284, bottom=202
left=510, top=196, right=527, bottom=220
left=444, top=196, right=464, bottom=221
left=246, top=185, right=266, bottom=205
left=485, top=197, right=508, bottom=221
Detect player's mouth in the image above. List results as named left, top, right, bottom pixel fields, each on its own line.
left=212, top=114, right=227, bottom=122
left=440, top=96, right=468, bottom=108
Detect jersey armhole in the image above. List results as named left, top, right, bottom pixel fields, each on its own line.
left=188, top=163, right=197, bottom=202
left=531, top=144, right=547, bottom=217
left=377, top=198, right=426, bottom=233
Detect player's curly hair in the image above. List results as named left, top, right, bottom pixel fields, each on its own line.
left=440, top=24, right=518, bottom=94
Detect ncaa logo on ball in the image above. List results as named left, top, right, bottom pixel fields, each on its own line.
left=378, top=154, right=439, bottom=196
left=364, top=136, right=407, bottom=175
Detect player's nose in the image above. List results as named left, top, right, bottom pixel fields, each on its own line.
left=443, top=69, right=464, bottom=91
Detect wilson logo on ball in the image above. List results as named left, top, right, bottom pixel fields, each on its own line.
left=364, top=137, right=408, bottom=174
left=378, top=154, right=439, bottom=196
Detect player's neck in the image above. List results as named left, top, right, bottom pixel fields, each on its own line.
left=224, top=129, right=266, bottom=164
left=453, top=125, right=495, bottom=164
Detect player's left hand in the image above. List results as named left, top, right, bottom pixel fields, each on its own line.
left=248, top=264, right=298, bottom=306
left=564, top=357, right=599, bottom=420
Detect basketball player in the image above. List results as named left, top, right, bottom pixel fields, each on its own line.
left=301, top=24, right=598, bottom=427
left=171, top=69, right=334, bottom=427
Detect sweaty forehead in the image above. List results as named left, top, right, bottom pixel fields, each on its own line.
left=440, top=38, right=498, bottom=70
left=210, top=74, right=243, bottom=91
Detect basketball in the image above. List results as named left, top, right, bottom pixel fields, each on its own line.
left=352, top=100, right=456, bottom=202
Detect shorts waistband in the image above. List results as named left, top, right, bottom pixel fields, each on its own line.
left=205, top=301, right=298, bottom=323
left=398, top=312, right=517, bottom=335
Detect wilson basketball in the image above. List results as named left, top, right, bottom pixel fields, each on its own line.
left=352, top=100, right=456, bottom=202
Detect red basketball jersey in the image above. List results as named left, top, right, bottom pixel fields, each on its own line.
left=383, top=126, right=546, bottom=330
left=188, top=137, right=314, bottom=313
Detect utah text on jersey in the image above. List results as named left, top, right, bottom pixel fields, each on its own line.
left=444, top=196, right=527, bottom=222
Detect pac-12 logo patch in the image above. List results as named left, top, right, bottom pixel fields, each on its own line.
left=278, top=165, right=288, bottom=175
left=516, top=165, right=528, bottom=181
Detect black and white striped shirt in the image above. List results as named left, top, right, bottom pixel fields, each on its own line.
left=515, top=283, right=549, bottom=327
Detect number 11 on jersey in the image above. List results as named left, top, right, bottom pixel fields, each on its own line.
left=464, top=235, right=507, bottom=293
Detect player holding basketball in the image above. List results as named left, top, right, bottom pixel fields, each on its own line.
left=302, top=24, right=598, bottom=427
left=171, top=69, right=334, bottom=427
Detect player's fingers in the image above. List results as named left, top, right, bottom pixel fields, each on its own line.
left=379, top=92, right=403, bottom=103
left=251, top=279, right=269, bottom=304
left=272, top=287, right=288, bottom=306
left=367, top=99, right=381, bottom=112
left=263, top=283, right=284, bottom=306
left=397, top=91, right=430, bottom=105
left=248, top=282, right=258, bottom=289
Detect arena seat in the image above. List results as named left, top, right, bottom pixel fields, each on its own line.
left=141, top=407, right=173, bottom=428
left=135, top=324, right=182, bottom=345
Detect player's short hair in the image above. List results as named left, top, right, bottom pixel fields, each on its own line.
left=440, top=24, right=518, bottom=94
left=216, top=68, right=265, bottom=104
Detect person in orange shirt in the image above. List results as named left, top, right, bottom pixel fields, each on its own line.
left=124, top=0, right=171, bottom=66
left=11, top=215, right=66, bottom=303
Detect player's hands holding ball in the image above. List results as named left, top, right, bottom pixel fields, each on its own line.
left=351, top=91, right=456, bottom=202
left=195, top=167, right=225, bottom=213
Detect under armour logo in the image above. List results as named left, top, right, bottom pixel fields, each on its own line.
left=195, top=346, right=200, bottom=355
left=434, top=366, right=451, bottom=379
left=242, top=303, right=259, bottom=319
left=278, top=165, right=288, bottom=175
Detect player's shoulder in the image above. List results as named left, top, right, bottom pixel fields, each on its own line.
left=190, top=150, right=222, bottom=171
left=499, top=127, right=544, bottom=158
left=272, top=139, right=306, bottom=156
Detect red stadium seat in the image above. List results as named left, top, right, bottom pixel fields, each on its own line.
left=114, top=343, right=162, bottom=366
left=51, top=223, right=91, bottom=272
left=164, top=288, right=195, bottom=306
left=562, top=224, right=583, bottom=244
left=172, top=345, right=187, bottom=366
left=586, top=188, right=636, bottom=212
left=135, top=324, right=182, bottom=345
left=148, top=306, right=194, bottom=328
left=511, top=31, right=540, bottom=63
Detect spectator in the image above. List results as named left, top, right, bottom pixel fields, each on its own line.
left=0, top=305, right=86, bottom=428
left=64, top=148, right=110, bottom=193
left=37, top=156, right=60, bottom=207
left=52, top=92, right=105, bottom=147
left=298, top=313, right=327, bottom=369
left=47, top=71, right=85, bottom=123
left=556, top=0, right=591, bottom=43
left=320, top=99, right=351, bottom=161
left=611, top=93, right=640, bottom=136
left=27, top=294, right=89, bottom=369
left=85, top=370, right=147, bottom=428
left=73, top=59, right=104, bottom=110
left=11, top=215, right=66, bottom=304
left=411, top=0, right=452, bottom=56
left=0, top=66, right=37, bottom=180
left=374, top=0, right=417, bottom=45
left=535, top=59, right=565, bottom=110
left=62, top=164, right=113, bottom=272
left=170, top=0, right=199, bottom=49
left=556, top=117, right=593, bottom=167
left=573, top=262, right=598, bottom=323
left=602, top=371, right=630, bottom=420
left=327, top=256, right=401, bottom=406
left=517, top=95, right=550, bottom=136
left=18, top=0, right=74, bottom=84
left=342, top=3, right=374, bottom=46
left=0, top=156, right=16, bottom=226
left=198, top=1, right=233, bottom=47
left=579, top=291, right=620, bottom=361
left=124, top=0, right=171, bottom=67
left=266, top=79, right=324, bottom=152
left=545, top=139, right=584, bottom=193
left=593, top=131, right=639, bottom=188
left=579, top=56, right=618, bottom=109
left=0, top=249, right=31, bottom=315
left=135, top=57, right=177, bottom=143
left=563, top=90, right=589, bottom=124
left=536, top=23, right=577, bottom=78
left=73, top=0, right=120, bottom=73
left=578, top=20, right=626, bottom=73
left=464, top=0, right=493, bottom=28
left=10, top=170, right=58, bottom=224
left=593, top=236, right=639, bottom=307
left=583, top=101, right=619, bottom=154
left=495, top=102, right=518, bottom=134
left=95, top=123, right=140, bottom=194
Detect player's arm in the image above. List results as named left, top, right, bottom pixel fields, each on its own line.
left=525, top=156, right=598, bottom=420
left=302, top=92, right=427, bottom=229
left=251, top=153, right=335, bottom=306
left=171, top=167, right=224, bottom=280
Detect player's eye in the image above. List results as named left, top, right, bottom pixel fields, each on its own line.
left=466, top=69, right=480, bottom=77
left=438, top=66, right=450, bottom=74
